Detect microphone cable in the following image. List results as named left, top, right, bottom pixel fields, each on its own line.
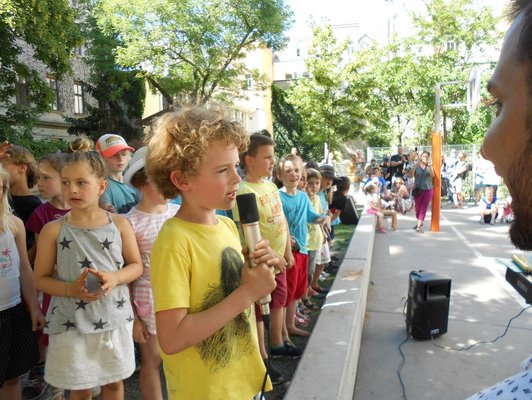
left=258, top=313, right=272, bottom=400
left=397, top=300, right=531, bottom=400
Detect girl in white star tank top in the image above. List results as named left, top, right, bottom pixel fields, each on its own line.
left=34, top=151, right=142, bottom=397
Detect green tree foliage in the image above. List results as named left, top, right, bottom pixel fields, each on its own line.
left=0, top=0, right=82, bottom=138
left=66, top=13, right=146, bottom=142
left=405, top=0, right=500, bottom=144
left=286, top=25, right=371, bottom=157
left=382, top=0, right=500, bottom=145
left=95, top=0, right=292, bottom=105
left=271, top=84, right=317, bottom=160
left=283, top=0, right=501, bottom=150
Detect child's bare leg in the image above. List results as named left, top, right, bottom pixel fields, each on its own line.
left=102, top=381, right=123, bottom=400
left=255, top=320, right=267, bottom=359
left=377, top=213, right=384, bottom=229
left=139, top=335, right=163, bottom=400
left=286, top=300, right=309, bottom=336
left=281, top=308, right=291, bottom=343
left=69, top=389, right=93, bottom=400
left=270, top=307, right=284, bottom=348
left=390, top=211, right=397, bottom=230
left=0, top=376, right=21, bottom=400
left=310, top=263, right=325, bottom=289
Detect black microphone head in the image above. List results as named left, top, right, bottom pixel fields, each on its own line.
left=236, top=193, right=259, bottom=224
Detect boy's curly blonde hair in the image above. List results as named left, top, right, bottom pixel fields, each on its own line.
left=145, top=106, right=249, bottom=199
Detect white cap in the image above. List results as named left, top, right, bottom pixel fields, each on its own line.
left=123, top=146, right=147, bottom=187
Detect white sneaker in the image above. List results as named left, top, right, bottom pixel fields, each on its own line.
left=50, top=386, right=65, bottom=400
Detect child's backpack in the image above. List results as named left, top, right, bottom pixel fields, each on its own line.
left=340, top=196, right=359, bottom=225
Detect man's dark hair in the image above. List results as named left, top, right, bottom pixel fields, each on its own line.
left=509, top=1, right=532, bottom=66
left=508, top=1, right=532, bottom=128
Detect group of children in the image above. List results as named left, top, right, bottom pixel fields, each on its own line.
left=0, top=105, right=351, bottom=400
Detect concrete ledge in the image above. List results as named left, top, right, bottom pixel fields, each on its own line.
left=284, top=214, right=376, bottom=400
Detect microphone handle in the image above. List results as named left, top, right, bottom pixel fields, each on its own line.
left=241, top=221, right=271, bottom=316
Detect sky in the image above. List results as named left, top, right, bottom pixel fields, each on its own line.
left=285, top=0, right=507, bottom=41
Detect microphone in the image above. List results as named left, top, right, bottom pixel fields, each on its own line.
left=236, top=193, right=271, bottom=318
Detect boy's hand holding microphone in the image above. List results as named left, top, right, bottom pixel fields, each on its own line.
left=237, top=193, right=278, bottom=318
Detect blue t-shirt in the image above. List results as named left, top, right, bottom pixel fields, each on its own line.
left=101, top=178, right=141, bottom=214
left=279, top=190, right=321, bottom=254
left=481, top=196, right=497, bottom=209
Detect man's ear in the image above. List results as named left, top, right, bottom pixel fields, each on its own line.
left=170, top=170, right=189, bottom=192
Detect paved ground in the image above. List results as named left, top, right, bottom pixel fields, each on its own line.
left=354, top=202, right=531, bottom=400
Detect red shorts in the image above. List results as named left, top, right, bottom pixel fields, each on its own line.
left=285, top=251, right=308, bottom=305
left=271, top=271, right=287, bottom=309
left=255, top=271, right=288, bottom=322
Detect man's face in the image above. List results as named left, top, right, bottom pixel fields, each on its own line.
left=482, top=15, right=532, bottom=250
left=397, top=146, right=404, bottom=155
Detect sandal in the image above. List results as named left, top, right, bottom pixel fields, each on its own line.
left=311, top=285, right=329, bottom=294
left=302, top=298, right=319, bottom=311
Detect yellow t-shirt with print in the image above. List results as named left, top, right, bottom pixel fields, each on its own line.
left=232, top=180, right=287, bottom=258
left=151, top=215, right=270, bottom=400
left=307, top=194, right=324, bottom=251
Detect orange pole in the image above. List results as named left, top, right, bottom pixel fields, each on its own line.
left=430, top=133, right=442, bottom=232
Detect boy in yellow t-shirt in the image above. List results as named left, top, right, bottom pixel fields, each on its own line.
left=232, top=133, right=297, bottom=381
left=146, top=107, right=278, bottom=400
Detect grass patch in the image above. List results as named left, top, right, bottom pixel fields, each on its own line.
left=330, top=224, right=357, bottom=263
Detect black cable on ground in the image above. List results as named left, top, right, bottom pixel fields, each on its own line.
left=430, top=304, right=531, bottom=351
left=259, top=314, right=271, bottom=400
left=397, top=334, right=410, bottom=400
left=397, top=304, right=531, bottom=400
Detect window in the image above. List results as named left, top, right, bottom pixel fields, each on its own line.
left=15, top=77, right=30, bottom=106
left=245, top=74, right=253, bottom=90
left=446, top=39, right=456, bottom=51
left=73, top=81, right=85, bottom=114
left=47, top=75, right=61, bottom=111
left=285, top=73, right=293, bottom=80
left=296, top=48, right=301, bottom=57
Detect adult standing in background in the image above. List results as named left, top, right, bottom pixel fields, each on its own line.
left=473, top=153, right=490, bottom=205
left=451, top=151, right=471, bottom=209
left=349, top=150, right=366, bottom=192
left=407, top=151, right=434, bottom=233
left=389, top=146, right=409, bottom=180
left=443, top=149, right=458, bottom=203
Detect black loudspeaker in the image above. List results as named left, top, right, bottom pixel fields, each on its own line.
left=406, top=270, right=451, bottom=340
